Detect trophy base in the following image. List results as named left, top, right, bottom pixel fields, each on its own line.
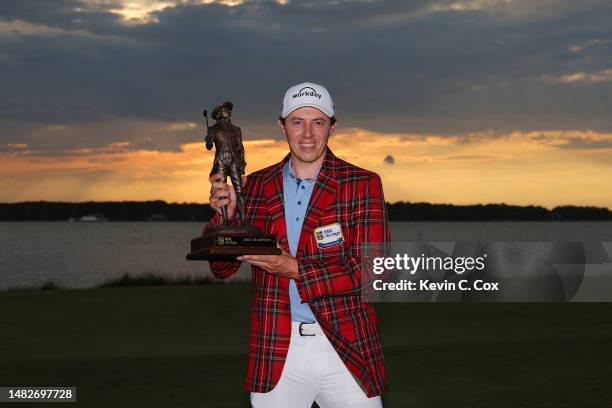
left=186, top=229, right=282, bottom=261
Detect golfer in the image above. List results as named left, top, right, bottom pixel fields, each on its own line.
left=207, top=82, right=390, bottom=407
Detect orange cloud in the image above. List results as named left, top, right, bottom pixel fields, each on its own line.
left=542, top=69, right=612, bottom=83
left=1, top=128, right=611, bottom=208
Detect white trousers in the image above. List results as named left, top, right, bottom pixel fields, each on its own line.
left=250, top=322, right=383, bottom=408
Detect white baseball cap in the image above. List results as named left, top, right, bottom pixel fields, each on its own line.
left=281, top=82, right=335, bottom=119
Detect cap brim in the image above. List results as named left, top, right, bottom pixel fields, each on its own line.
left=282, top=103, right=334, bottom=119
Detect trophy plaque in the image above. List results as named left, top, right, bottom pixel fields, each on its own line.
left=186, top=102, right=282, bottom=261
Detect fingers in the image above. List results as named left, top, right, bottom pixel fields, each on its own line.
left=229, top=182, right=237, bottom=202
left=208, top=172, right=244, bottom=218
left=209, top=173, right=231, bottom=194
left=209, top=173, right=227, bottom=197
left=209, top=173, right=246, bottom=193
left=239, top=255, right=274, bottom=262
left=238, top=255, right=284, bottom=267
left=237, top=257, right=277, bottom=272
left=209, top=183, right=232, bottom=200
left=210, top=185, right=231, bottom=215
left=211, top=194, right=230, bottom=213
left=211, top=186, right=234, bottom=202
left=239, top=259, right=268, bottom=268
left=208, top=172, right=224, bottom=184
left=208, top=172, right=231, bottom=213
left=211, top=179, right=230, bottom=191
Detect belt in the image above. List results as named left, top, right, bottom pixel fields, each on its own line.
left=291, top=321, right=324, bottom=336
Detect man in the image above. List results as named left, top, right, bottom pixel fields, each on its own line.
left=205, top=101, right=247, bottom=224
left=207, top=82, right=390, bottom=407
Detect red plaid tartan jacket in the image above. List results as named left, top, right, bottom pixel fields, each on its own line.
left=207, top=146, right=390, bottom=397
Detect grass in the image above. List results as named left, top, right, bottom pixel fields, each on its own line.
left=0, top=284, right=611, bottom=407
left=5, top=274, right=228, bottom=292
left=98, top=273, right=224, bottom=287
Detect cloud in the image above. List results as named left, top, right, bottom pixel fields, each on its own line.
left=5, top=143, right=28, bottom=149
left=524, top=130, right=612, bottom=149
left=2, top=128, right=612, bottom=208
left=0, top=118, right=217, bottom=156
left=0, top=19, right=126, bottom=42
left=441, top=154, right=501, bottom=160
left=567, top=38, right=612, bottom=54
left=542, top=69, right=612, bottom=83
left=364, top=0, right=612, bottom=26
left=1, top=0, right=612, bottom=172
left=552, top=136, right=612, bottom=150
left=80, top=0, right=248, bottom=24
left=0, top=19, right=87, bottom=38
left=165, top=122, right=198, bottom=131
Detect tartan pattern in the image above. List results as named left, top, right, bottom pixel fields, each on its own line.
left=206, top=147, right=391, bottom=397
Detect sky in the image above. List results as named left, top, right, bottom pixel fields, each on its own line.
left=1, top=0, right=611, bottom=207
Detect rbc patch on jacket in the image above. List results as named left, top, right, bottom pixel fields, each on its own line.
left=314, top=223, right=344, bottom=248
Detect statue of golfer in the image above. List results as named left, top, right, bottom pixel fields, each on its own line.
left=205, top=101, right=247, bottom=225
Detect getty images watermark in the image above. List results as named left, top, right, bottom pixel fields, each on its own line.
left=360, top=242, right=612, bottom=302
left=371, top=252, right=499, bottom=292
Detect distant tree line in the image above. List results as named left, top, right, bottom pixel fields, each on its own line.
left=386, top=202, right=612, bottom=220
left=0, top=201, right=214, bottom=221
left=0, top=201, right=611, bottom=221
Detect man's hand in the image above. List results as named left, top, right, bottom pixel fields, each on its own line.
left=208, top=172, right=247, bottom=220
left=237, top=247, right=298, bottom=279
left=205, top=134, right=213, bottom=150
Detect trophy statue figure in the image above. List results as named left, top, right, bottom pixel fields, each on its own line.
left=186, top=102, right=281, bottom=260
left=204, top=102, right=248, bottom=228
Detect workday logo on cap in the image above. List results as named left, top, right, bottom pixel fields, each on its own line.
left=281, top=82, right=335, bottom=118
left=292, top=86, right=322, bottom=100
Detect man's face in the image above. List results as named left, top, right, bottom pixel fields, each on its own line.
left=219, top=108, right=231, bottom=119
left=278, top=107, right=336, bottom=165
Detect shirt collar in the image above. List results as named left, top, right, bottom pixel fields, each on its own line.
left=283, top=156, right=322, bottom=185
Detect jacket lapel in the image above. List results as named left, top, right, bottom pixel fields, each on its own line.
left=296, top=147, right=339, bottom=257
left=262, top=153, right=290, bottom=252
left=262, top=148, right=339, bottom=256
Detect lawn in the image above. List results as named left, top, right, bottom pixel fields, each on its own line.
left=1, top=284, right=610, bottom=407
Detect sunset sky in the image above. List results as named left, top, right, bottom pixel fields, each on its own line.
left=1, top=0, right=611, bottom=208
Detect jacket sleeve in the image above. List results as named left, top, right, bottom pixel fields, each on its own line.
left=206, top=212, right=242, bottom=280
left=295, top=174, right=391, bottom=302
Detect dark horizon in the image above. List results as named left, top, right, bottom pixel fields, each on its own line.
left=2, top=200, right=611, bottom=221
left=2, top=1, right=612, bottom=208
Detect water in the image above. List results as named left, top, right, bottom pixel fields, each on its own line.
left=1, top=221, right=611, bottom=291
left=0, top=222, right=220, bottom=291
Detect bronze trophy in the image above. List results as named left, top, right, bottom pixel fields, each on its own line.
left=186, top=102, right=281, bottom=261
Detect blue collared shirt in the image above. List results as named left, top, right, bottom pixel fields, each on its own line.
left=283, top=157, right=321, bottom=323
